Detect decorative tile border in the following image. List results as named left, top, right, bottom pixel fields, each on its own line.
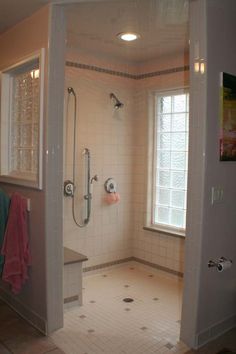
left=133, top=257, right=184, bottom=277
left=83, top=257, right=133, bottom=272
left=64, top=295, right=79, bottom=304
left=83, top=256, right=183, bottom=277
left=66, top=61, right=136, bottom=79
left=66, top=61, right=189, bottom=80
left=137, top=65, right=189, bottom=79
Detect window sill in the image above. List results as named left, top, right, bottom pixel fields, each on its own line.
left=0, top=174, right=41, bottom=190
left=143, top=226, right=186, bottom=239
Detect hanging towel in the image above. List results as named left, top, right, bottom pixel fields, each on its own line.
left=1, top=193, right=31, bottom=294
left=0, top=189, right=10, bottom=275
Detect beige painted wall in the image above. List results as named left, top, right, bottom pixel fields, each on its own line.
left=0, top=6, right=49, bottom=331
left=0, top=4, right=66, bottom=334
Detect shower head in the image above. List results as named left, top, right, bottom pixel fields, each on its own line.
left=68, top=87, right=76, bottom=96
left=82, top=148, right=90, bottom=157
left=110, top=93, right=124, bottom=110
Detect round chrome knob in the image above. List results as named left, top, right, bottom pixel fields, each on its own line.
left=64, top=180, right=74, bottom=197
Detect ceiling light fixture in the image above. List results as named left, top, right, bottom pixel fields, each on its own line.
left=117, top=32, right=140, bottom=42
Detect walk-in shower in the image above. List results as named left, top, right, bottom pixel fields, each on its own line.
left=64, top=87, right=98, bottom=227
left=59, top=1, right=190, bottom=352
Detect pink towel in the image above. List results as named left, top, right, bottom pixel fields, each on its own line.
left=1, top=193, right=31, bottom=294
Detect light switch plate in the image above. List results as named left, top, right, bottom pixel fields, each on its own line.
left=211, top=187, right=224, bottom=205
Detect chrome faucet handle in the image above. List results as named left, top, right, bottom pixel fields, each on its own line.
left=64, top=180, right=75, bottom=197
left=208, top=257, right=233, bottom=271
left=91, top=174, right=99, bottom=183
left=208, top=260, right=218, bottom=268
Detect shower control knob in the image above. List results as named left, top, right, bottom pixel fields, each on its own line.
left=64, top=180, right=74, bottom=197
left=104, top=178, right=117, bottom=193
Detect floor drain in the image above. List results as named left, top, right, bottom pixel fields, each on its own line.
left=123, top=298, right=134, bottom=303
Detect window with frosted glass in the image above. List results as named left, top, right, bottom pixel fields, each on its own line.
left=0, top=50, right=44, bottom=189
left=153, top=92, right=189, bottom=230
left=11, top=65, right=40, bottom=177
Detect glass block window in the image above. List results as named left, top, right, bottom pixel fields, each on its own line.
left=11, top=65, right=40, bottom=177
left=153, top=91, right=189, bottom=231
left=0, top=50, right=44, bottom=189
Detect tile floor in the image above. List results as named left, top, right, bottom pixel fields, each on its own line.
left=0, top=261, right=236, bottom=354
left=52, top=261, right=188, bottom=354
left=0, top=298, right=65, bottom=354
left=52, top=261, right=236, bottom=354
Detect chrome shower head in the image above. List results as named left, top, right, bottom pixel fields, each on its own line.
left=83, top=148, right=90, bottom=156
left=68, top=87, right=76, bottom=96
left=110, top=93, right=124, bottom=110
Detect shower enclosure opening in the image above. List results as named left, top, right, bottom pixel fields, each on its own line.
left=58, top=1, right=190, bottom=353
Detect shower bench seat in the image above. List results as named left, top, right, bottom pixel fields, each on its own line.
left=63, top=247, right=88, bottom=308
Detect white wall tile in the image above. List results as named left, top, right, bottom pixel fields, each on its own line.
left=63, top=52, right=187, bottom=274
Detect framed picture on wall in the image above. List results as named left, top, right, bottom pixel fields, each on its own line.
left=220, top=72, right=236, bottom=161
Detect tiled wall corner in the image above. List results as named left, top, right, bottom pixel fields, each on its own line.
left=63, top=52, right=188, bottom=273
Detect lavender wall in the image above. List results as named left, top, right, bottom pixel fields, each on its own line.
left=181, top=0, right=236, bottom=348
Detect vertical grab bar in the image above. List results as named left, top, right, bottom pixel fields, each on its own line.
left=70, top=147, right=92, bottom=227
left=83, top=148, right=91, bottom=225
left=65, top=87, right=92, bottom=228
left=79, top=148, right=98, bottom=225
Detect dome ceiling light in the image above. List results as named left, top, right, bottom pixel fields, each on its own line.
left=117, top=32, right=140, bottom=42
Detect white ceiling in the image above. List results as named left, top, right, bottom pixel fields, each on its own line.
left=0, top=0, right=189, bottom=64
left=66, top=0, right=189, bottom=64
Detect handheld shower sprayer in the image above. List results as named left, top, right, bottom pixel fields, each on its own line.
left=110, top=93, right=124, bottom=110
left=83, top=147, right=90, bottom=156
left=65, top=87, right=99, bottom=228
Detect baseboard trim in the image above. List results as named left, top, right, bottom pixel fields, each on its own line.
left=133, top=257, right=184, bottom=277
left=83, top=256, right=183, bottom=277
left=0, top=286, right=47, bottom=335
left=196, top=314, right=236, bottom=348
left=64, top=295, right=79, bottom=304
